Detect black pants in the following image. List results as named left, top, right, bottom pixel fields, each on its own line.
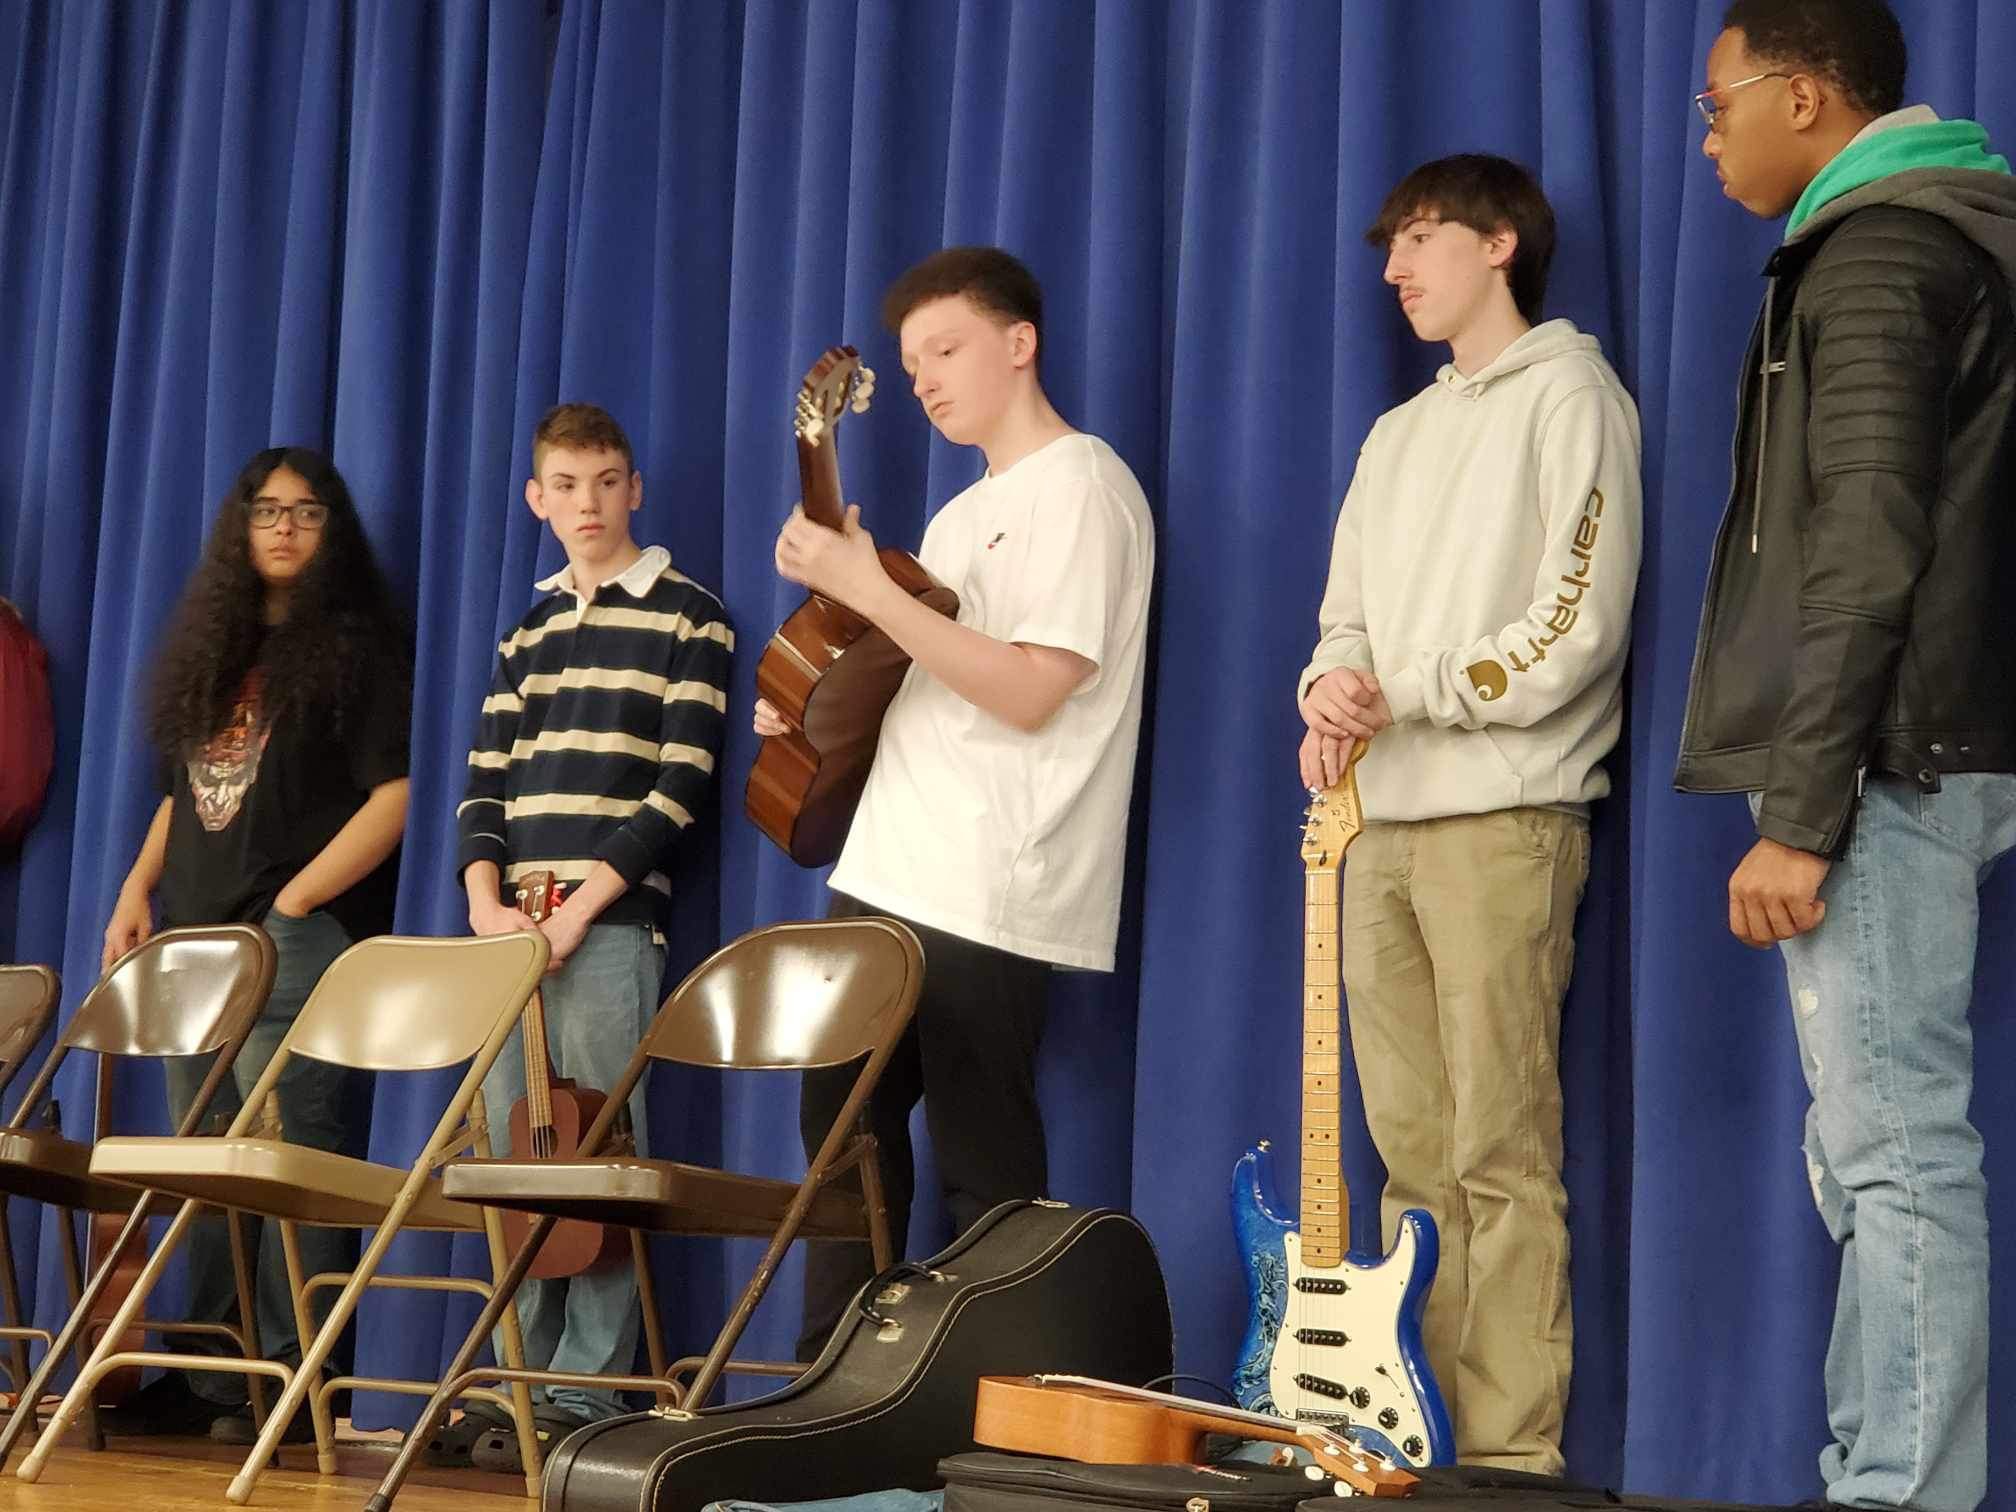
left=795, top=894, right=1051, bottom=1360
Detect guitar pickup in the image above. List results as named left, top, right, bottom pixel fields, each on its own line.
left=1293, top=1328, right=1348, bottom=1347
left=1293, top=1373, right=1348, bottom=1400
left=1293, top=1276, right=1348, bottom=1295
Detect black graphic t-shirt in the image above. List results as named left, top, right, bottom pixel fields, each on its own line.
left=156, top=646, right=410, bottom=941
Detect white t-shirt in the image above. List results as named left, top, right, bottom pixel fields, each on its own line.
left=829, top=432, right=1154, bottom=971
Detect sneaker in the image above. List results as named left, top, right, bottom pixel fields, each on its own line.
left=94, top=1374, right=234, bottom=1437
left=209, top=1405, right=317, bottom=1446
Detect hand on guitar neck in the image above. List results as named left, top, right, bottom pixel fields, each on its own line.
left=498, top=870, right=627, bottom=1277
left=1300, top=667, right=1388, bottom=791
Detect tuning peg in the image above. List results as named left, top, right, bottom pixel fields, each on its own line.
left=803, top=415, right=825, bottom=445
left=851, top=366, right=876, bottom=412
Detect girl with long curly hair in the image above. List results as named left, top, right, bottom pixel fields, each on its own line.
left=99, top=445, right=412, bottom=1443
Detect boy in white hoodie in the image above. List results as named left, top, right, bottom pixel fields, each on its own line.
left=1296, top=154, right=1641, bottom=1474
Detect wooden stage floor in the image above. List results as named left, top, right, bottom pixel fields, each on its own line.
left=0, top=1422, right=531, bottom=1510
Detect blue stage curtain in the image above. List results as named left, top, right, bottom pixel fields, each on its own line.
left=1, top=2, right=2011, bottom=1501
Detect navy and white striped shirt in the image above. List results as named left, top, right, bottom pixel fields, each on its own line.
left=456, top=545, right=733, bottom=927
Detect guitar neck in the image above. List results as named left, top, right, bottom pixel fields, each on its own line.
left=1297, top=750, right=1366, bottom=1269
left=1300, top=866, right=1345, bottom=1265
left=797, top=431, right=845, bottom=531
left=513, top=872, right=559, bottom=1157
left=1028, top=1375, right=1387, bottom=1472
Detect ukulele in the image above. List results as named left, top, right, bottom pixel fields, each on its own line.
left=501, top=870, right=626, bottom=1276
left=745, top=345, right=958, bottom=867
left=1228, top=744, right=1453, bottom=1467
left=973, top=1373, right=1419, bottom=1498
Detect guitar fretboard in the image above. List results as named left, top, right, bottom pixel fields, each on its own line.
left=1301, top=867, right=1344, bottom=1266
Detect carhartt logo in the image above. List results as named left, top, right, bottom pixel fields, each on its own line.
left=1466, top=660, right=1509, bottom=702
left=987, top=532, right=1007, bottom=549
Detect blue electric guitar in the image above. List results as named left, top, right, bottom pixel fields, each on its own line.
left=1230, top=743, right=1454, bottom=1468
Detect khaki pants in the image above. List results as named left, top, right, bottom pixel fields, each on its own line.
left=1341, top=808, right=1589, bottom=1474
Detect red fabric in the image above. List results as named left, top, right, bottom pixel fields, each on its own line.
left=0, top=599, right=54, bottom=846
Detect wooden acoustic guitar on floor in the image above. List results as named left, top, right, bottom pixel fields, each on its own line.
left=973, top=1373, right=1419, bottom=1498
left=745, top=345, right=958, bottom=867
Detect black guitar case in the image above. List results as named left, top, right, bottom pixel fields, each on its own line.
left=541, top=1200, right=1175, bottom=1512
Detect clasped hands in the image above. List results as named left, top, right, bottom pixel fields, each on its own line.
left=1297, top=666, right=1391, bottom=790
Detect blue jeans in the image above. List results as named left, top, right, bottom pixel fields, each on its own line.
left=1764, top=774, right=2016, bottom=1512
left=480, top=923, right=662, bottom=1422
left=162, top=907, right=367, bottom=1407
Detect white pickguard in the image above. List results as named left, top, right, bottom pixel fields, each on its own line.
left=1267, top=1225, right=1433, bottom=1457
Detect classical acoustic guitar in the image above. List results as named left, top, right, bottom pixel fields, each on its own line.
left=745, top=345, right=958, bottom=867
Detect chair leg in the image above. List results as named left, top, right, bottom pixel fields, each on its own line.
left=360, top=1211, right=559, bottom=1512
left=224, top=1170, right=503, bottom=1506
left=277, top=1219, right=333, bottom=1473
left=50, top=1208, right=106, bottom=1453
left=0, top=1207, right=31, bottom=1396
left=481, top=1196, right=542, bottom=1498
left=859, top=1134, right=894, bottom=1273
left=631, top=1229, right=671, bottom=1398
left=225, top=1208, right=272, bottom=1438
left=16, top=1197, right=202, bottom=1481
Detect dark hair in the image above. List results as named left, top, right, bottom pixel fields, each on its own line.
left=881, top=246, right=1044, bottom=353
left=1721, top=0, right=1906, bottom=117
left=1365, top=154, right=1557, bottom=324
left=148, top=447, right=411, bottom=757
left=533, top=402, right=634, bottom=476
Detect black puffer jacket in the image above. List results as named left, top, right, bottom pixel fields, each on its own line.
left=1673, top=166, right=2016, bottom=854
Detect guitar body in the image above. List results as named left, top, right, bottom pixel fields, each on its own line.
left=539, top=1201, right=1172, bottom=1512
left=747, top=552, right=957, bottom=868
left=745, top=346, right=958, bottom=869
left=504, top=1080, right=627, bottom=1278
left=1230, top=1142, right=1452, bottom=1468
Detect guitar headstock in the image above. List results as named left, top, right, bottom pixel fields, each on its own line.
left=1300, top=740, right=1368, bottom=875
left=513, top=869, right=558, bottom=925
left=1302, top=1427, right=1421, bottom=1498
left=793, top=345, right=876, bottom=450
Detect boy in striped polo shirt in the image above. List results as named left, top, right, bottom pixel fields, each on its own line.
left=454, top=403, right=732, bottom=1460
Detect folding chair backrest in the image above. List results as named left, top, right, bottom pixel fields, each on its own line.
left=0, top=965, right=58, bottom=1102
left=646, top=917, right=924, bottom=1071
left=61, top=926, right=275, bottom=1060
left=280, top=932, right=548, bottom=1072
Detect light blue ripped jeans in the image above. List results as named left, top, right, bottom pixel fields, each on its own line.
left=1760, top=773, right=2016, bottom=1512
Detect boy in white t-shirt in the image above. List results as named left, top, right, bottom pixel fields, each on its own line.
left=754, top=246, right=1154, bottom=1356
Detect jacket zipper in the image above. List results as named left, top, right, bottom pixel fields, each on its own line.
left=1677, top=298, right=1769, bottom=761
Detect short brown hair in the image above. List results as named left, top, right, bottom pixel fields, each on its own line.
left=532, top=403, right=634, bottom=476
left=881, top=246, right=1044, bottom=353
left=1365, top=154, right=1557, bottom=324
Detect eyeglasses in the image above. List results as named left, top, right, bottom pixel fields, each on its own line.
left=248, top=501, right=329, bottom=530
left=1693, top=71, right=1791, bottom=130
